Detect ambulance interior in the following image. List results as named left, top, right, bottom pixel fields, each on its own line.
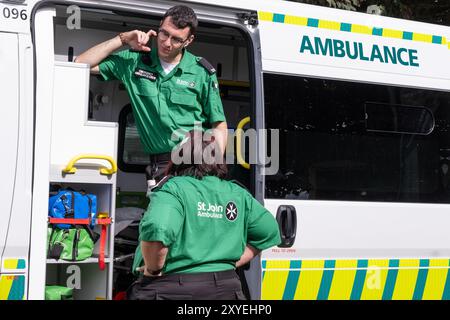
left=51, top=4, right=253, bottom=297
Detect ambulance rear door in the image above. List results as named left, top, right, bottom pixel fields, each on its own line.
left=0, top=32, right=20, bottom=278
left=257, top=2, right=450, bottom=300
left=0, top=31, right=32, bottom=300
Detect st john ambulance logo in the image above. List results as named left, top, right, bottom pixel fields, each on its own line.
left=225, top=202, right=238, bottom=221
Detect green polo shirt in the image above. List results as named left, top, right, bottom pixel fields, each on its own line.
left=133, top=176, right=281, bottom=274
left=98, top=49, right=226, bottom=154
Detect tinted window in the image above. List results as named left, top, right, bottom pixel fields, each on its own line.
left=264, top=74, right=450, bottom=203
left=118, top=104, right=150, bottom=173
left=365, top=102, right=434, bottom=135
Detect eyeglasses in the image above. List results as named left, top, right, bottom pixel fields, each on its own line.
left=158, top=28, right=189, bottom=47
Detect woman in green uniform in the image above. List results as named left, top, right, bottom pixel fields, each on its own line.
left=127, top=130, right=281, bottom=300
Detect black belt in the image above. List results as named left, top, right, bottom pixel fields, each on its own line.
left=142, top=269, right=238, bottom=283
left=149, top=152, right=171, bottom=163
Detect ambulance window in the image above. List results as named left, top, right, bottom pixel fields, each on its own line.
left=118, top=104, right=150, bottom=173
left=365, top=102, right=434, bottom=135
left=264, top=74, right=450, bottom=203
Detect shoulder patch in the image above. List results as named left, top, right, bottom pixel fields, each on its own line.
left=197, top=57, right=216, bottom=75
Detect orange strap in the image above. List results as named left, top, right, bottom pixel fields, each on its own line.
left=96, top=218, right=112, bottom=225
left=96, top=218, right=111, bottom=270
left=48, top=217, right=112, bottom=270
left=48, top=217, right=112, bottom=225
left=48, top=218, right=90, bottom=225
left=99, top=224, right=107, bottom=270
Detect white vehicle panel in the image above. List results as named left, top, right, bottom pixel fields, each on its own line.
left=258, top=5, right=450, bottom=90
left=0, top=2, right=30, bottom=34
left=264, top=199, right=450, bottom=260
left=0, top=32, right=19, bottom=273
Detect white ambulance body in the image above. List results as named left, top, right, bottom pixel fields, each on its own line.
left=0, top=0, right=449, bottom=300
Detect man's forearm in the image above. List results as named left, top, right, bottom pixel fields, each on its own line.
left=74, top=35, right=123, bottom=73
left=141, top=241, right=168, bottom=275
left=212, top=121, right=228, bottom=155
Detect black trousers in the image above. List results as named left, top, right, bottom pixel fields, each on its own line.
left=126, top=270, right=247, bottom=300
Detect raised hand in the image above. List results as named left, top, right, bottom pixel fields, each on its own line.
left=121, top=29, right=157, bottom=52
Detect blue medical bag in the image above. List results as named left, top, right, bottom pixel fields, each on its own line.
left=48, top=190, right=97, bottom=229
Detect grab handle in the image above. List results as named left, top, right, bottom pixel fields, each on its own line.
left=276, top=205, right=297, bottom=248
left=62, top=154, right=117, bottom=175
left=236, top=117, right=251, bottom=170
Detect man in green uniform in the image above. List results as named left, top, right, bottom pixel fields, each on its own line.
left=127, top=131, right=281, bottom=300
left=75, top=5, right=227, bottom=185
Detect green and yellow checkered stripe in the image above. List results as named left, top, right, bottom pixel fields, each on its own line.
left=258, top=11, right=450, bottom=50
left=0, top=275, right=26, bottom=300
left=262, top=259, right=450, bottom=300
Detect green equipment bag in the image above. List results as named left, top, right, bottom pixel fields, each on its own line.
left=47, top=226, right=96, bottom=261
left=45, top=286, right=73, bottom=300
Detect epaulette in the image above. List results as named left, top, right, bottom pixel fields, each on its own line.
left=150, top=175, right=173, bottom=192
left=197, top=57, right=216, bottom=75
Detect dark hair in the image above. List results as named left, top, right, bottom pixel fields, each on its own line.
left=167, top=130, right=227, bottom=179
left=162, top=5, right=198, bottom=36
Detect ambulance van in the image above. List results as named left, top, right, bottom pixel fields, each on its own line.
left=0, top=0, right=449, bottom=300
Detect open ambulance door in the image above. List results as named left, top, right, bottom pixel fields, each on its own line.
left=257, top=5, right=450, bottom=300
left=0, top=30, right=33, bottom=300
left=29, top=0, right=264, bottom=300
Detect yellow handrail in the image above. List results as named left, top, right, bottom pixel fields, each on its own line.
left=236, top=117, right=251, bottom=170
left=62, top=154, right=117, bottom=175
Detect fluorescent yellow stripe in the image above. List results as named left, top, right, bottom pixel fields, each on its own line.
left=318, top=19, right=341, bottom=31
left=261, top=260, right=290, bottom=299
left=422, top=260, right=449, bottom=300
left=333, top=259, right=358, bottom=269
left=294, top=270, right=324, bottom=300
left=429, top=259, right=450, bottom=267
left=442, top=37, right=450, bottom=50
left=328, top=260, right=358, bottom=300
left=3, top=259, right=18, bottom=270
left=351, top=24, right=372, bottom=35
left=296, top=260, right=325, bottom=269
left=382, top=28, right=403, bottom=39
left=294, top=260, right=325, bottom=300
left=0, top=276, right=14, bottom=300
left=284, top=15, right=308, bottom=26
left=360, top=259, right=389, bottom=300
left=392, top=260, right=420, bottom=300
left=258, top=11, right=273, bottom=22
left=261, top=271, right=289, bottom=300
left=265, top=260, right=291, bottom=269
left=397, top=259, right=421, bottom=267
left=367, top=259, right=390, bottom=268
left=412, top=33, right=433, bottom=43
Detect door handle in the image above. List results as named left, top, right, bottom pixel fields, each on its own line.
left=276, top=205, right=297, bottom=248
